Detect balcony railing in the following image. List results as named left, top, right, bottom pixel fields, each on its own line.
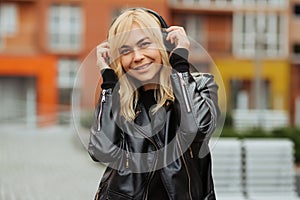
left=169, top=0, right=288, bottom=11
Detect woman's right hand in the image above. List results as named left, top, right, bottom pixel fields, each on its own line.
left=166, top=26, right=190, bottom=52
left=96, top=42, right=111, bottom=71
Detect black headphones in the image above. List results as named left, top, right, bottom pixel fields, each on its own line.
left=141, top=8, right=175, bottom=53
left=110, top=7, right=175, bottom=53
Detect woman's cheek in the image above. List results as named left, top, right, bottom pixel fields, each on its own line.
left=120, top=57, right=131, bottom=72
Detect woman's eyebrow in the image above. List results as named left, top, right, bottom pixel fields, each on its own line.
left=136, top=37, right=150, bottom=45
left=119, top=44, right=131, bottom=49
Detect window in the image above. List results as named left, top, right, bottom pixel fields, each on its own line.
left=296, top=96, right=300, bottom=127
left=180, top=15, right=203, bottom=44
left=233, top=12, right=287, bottom=58
left=58, top=58, right=80, bottom=88
left=171, top=0, right=286, bottom=6
left=180, top=0, right=234, bottom=5
left=48, top=5, right=83, bottom=51
left=298, top=68, right=300, bottom=90
left=0, top=3, right=18, bottom=36
left=57, top=58, right=80, bottom=124
left=294, top=4, right=300, bottom=17
left=0, top=35, right=3, bottom=49
left=233, top=0, right=286, bottom=6
left=214, top=0, right=233, bottom=5
left=230, top=79, right=270, bottom=110
left=293, top=44, right=300, bottom=54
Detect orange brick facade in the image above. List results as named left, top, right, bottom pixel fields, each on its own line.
left=0, top=55, right=57, bottom=126
left=1, top=0, right=299, bottom=126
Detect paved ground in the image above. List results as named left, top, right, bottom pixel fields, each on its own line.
left=1, top=124, right=300, bottom=200
left=297, top=168, right=300, bottom=196
left=0, top=124, right=105, bottom=200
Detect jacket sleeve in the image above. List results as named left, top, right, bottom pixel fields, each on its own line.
left=88, top=69, right=124, bottom=163
left=169, top=48, right=219, bottom=141
left=170, top=71, right=220, bottom=142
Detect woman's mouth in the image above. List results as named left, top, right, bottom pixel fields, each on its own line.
left=133, top=63, right=150, bottom=71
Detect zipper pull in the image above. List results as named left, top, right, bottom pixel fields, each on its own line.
left=125, top=151, right=129, bottom=168
left=189, top=147, right=194, bottom=158
left=101, top=89, right=107, bottom=102
left=178, top=73, right=185, bottom=85
left=97, top=89, right=107, bottom=131
left=177, top=73, right=191, bottom=113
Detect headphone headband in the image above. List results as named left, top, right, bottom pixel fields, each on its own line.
left=109, top=7, right=174, bottom=52
left=110, top=7, right=169, bottom=29
left=133, top=8, right=169, bottom=28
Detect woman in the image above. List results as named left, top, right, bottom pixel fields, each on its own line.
left=88, top=7, right=219, bottom=200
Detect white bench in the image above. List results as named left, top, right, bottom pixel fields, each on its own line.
left=210, top=138, right=246, bottom=200
left=232, top=109, right=289, bottom=131
left=243, top=139, right=300, bottom=200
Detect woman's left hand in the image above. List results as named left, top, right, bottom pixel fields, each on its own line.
left=166, top=26, right=190, bottom=51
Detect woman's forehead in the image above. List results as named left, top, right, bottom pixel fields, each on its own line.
left=122, top=26, right=150, bottom=45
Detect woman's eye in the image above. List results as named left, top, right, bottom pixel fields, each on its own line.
left=119, top=48, right=131, bottom=55
left=139, top=42, right=151, bottom=49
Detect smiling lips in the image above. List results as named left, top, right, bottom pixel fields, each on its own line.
left=132, top=63, right=151, bottom=71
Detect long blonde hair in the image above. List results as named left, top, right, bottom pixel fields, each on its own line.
left=108, top=8, right=174, bottom=121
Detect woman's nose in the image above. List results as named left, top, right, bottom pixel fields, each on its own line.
left=133, top=49, right=144, bottom=62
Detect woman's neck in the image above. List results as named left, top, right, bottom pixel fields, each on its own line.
left=143, top=83, right=157, bottom=91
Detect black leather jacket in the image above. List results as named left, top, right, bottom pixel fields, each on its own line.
left=88, top=71, right=219, bottom=200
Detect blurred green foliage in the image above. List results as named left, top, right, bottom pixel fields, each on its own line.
left=80, top=110, right=94, bottom=129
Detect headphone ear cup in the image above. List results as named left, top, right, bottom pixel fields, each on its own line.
left=162, top=30, right=175, bottom=54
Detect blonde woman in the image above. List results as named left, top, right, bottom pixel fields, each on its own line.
left=88, top=7, right=219, bottom=200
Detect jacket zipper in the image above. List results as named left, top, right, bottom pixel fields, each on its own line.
left=178, top=73, right=191, bottom=113
left=122, top=123, right=158, bottom=200
left=125, top=150, right=129, bottom=168
left=189, top=147, right=194, bottom=158
left=143, top=165, right=157, bottom=200
left=97, top=89, right=107, bottom=131
left=176, top=136, right=193, bottom=200
left=143, top=142, right=159, bottom=200
left=136, top=129, right=159, bottom=200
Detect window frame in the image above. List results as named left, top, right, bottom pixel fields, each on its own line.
left=233, top=12, right=287, bottom=58
left=48, top=4, right=83, bottom=52
left=57, top=58, right=80, bottom=89
left=0, top=3, right=18, bottom=36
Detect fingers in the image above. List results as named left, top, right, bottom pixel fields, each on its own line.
left=96, top=42, right=110, bottom=70
left=97, top=42, right=110, bottom=60
left=166, top=26, right=185, bottom=34
left=166, top=26, right=190, bottom=50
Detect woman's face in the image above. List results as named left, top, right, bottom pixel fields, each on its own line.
left=119, top=24, right=163, bottom=87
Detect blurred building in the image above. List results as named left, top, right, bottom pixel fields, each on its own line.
left=0, top=0, right=298, bottom=128
left=0, top=0, right=58, bottom=126
left=0, top=0, right=170, bottom=127
left=169, top=0, right=295, bottom=128
left=290, top=0, right=300, bottom=127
